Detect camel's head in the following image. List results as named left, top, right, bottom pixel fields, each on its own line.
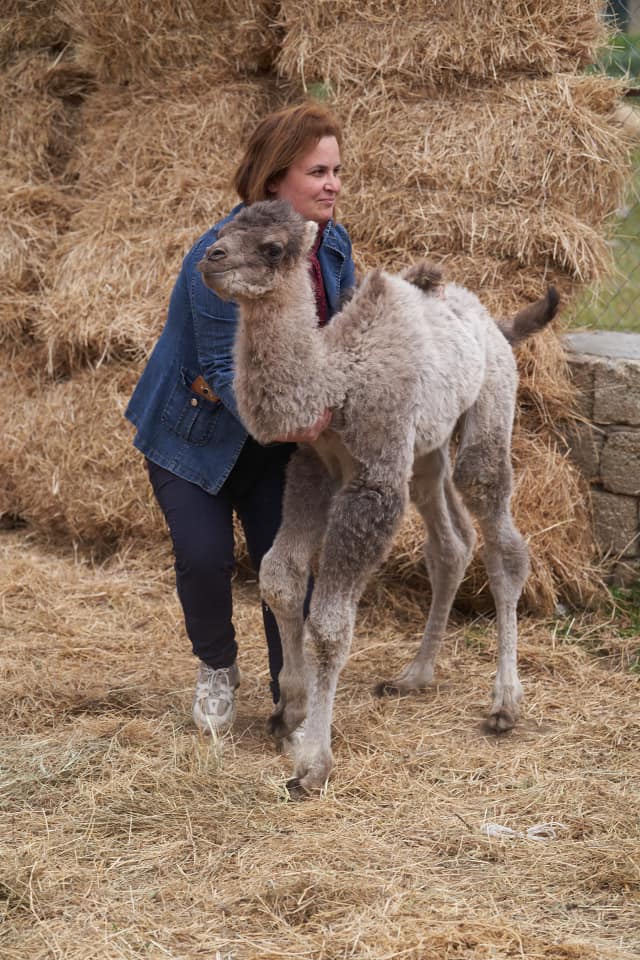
left=197, top=200, right=318, bottom=301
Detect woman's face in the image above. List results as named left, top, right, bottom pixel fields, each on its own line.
left=269, top=135, right=342, bottom=223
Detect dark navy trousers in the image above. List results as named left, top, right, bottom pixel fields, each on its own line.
left=147, top=438, right=296, bottom=703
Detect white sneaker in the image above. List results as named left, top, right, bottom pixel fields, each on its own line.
left=192, top=661, right=240, bottom=734
left=282, top=718, right=306, bottom=757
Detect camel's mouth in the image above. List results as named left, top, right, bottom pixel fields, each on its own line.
left=197, top=260, right=237, bottom=293
left=197, top=259, right=233, bottom=277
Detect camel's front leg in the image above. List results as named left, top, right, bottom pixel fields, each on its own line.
left=288, top=479, right=407, bottom=796
left=259, top=448, right=333, bottom=743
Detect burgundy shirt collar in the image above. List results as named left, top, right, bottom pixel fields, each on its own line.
left=309, top=221, right=329, bottom=327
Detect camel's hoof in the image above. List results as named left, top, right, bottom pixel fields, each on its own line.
left=374, top=680, right=398, bottom=698
left=285, top=777, right=311, bottom=800
left=373, top=680, right=407, bottom=698
left=266, top=712, right=286, bottom=739
left=485, top=709, right=517, bottom=734
left=267, top=711, right=299, bottom=741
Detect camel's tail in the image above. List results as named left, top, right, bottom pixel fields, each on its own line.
left=498, top=286, right=560, bottom=345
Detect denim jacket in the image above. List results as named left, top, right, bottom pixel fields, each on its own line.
left=125, top=203, right=356, bottom=494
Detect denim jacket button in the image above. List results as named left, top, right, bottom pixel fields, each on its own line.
left=190, top=398, right=198, bottom=407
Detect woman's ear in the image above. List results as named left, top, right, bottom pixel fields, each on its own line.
left=265, top=174, right=281, bottom=197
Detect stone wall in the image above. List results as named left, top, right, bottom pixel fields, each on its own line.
left=563, top=331, right=640, bottom=584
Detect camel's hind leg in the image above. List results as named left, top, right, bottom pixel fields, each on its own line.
left=454, top=363, right=529, bottom=732
left=290, top=476, right=408, bottom=795
left=378, top=443, right=476, bottom=694
left=259, top=447, right=333, bottom=742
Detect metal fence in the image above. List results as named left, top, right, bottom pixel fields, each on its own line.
left=577, top=179, right=640, bottom=332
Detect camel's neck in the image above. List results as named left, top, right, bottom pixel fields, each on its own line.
left=241, top=267, right=319, bottom=344
left=233, top=262, right=345, bottom=444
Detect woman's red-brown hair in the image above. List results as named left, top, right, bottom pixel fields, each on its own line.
left=234, top=102, right=342, bottom=205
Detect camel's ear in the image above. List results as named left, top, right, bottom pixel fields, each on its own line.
left=303, top=220, right=318, bottom=256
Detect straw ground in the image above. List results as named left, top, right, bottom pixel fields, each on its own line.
left=1, top=528, right=638, bottom=959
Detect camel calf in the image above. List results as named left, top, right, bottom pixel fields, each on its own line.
left=198, top=200, right=557, bottom=795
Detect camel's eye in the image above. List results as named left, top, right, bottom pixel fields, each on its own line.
left=261, top=241, right=284, bottom=263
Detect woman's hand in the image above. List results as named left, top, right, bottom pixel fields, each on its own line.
left=275, top=408, right=332, bottom=443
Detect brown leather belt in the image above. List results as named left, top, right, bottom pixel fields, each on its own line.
left=190, top=375, right=220, bottom=403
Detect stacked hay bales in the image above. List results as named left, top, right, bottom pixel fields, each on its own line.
left=0, top=1, right=280, bottom=543
left=0, top=1, right=632, bottom=611
left=0, top=15, right=97, bottom=521
left=57, top=0, right=279, bottom=82
left=276, top=0, right=606, bottom=95
left=276, top=0, right=629, bottom=612
left=35, top=75, right=275, bottom=373
left=0, top=52, right=89, bottom=349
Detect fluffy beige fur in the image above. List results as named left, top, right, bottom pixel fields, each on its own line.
left=198, top=200, right=557, bottom=795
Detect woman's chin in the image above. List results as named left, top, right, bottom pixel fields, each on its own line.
left=315, top=206, right=335, bottom=223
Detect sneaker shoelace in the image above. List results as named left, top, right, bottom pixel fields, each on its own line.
left=201, top=666, right=234, bottom=706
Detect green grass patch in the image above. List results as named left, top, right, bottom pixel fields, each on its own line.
left=569, top=145, right=640, bottom=332
left=609, top=583, right=640, bottom=671
left=306, top=81, right=333, bottom=102
left=551, top=583, right=640, bottom=672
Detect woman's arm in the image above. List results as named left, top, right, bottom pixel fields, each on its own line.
left=189, top=264, right=242, bottom=423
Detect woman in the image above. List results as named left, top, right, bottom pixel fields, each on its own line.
left=125, top=102, right=356, bottom=735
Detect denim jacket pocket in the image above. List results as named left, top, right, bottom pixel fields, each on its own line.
left=161, top=367, right=222, bottom=446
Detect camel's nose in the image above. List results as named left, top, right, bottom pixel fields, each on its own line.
left=206, top=246, right=226, bottom=261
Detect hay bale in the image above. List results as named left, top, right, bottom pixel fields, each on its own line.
left=58, top=0, right=279, bottom=83
left=0, top=54, right=94, bottom=347
left=0, top=1, right=69, bottom=64
left=343, top=76, right=626, bottom=229
left=337, top=76, right=629, bottom=300
left=0, top=180, right=76, bottom=346
left=347, top=193, right=613, bottom=285
left=0, top=53, right=78, bottom=179
left=0, top=361, right=163, bottom=546
left=0, top=341, right=51, bottom=524
left=511, top=433, right=601, bottom=612
left=515, top=326, right=578, bottom=431
left=277, top=0, right=606, bottom=93
left=34, top=75, right=276, bottom=372
left=34, top=215, right=197, bottom=373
